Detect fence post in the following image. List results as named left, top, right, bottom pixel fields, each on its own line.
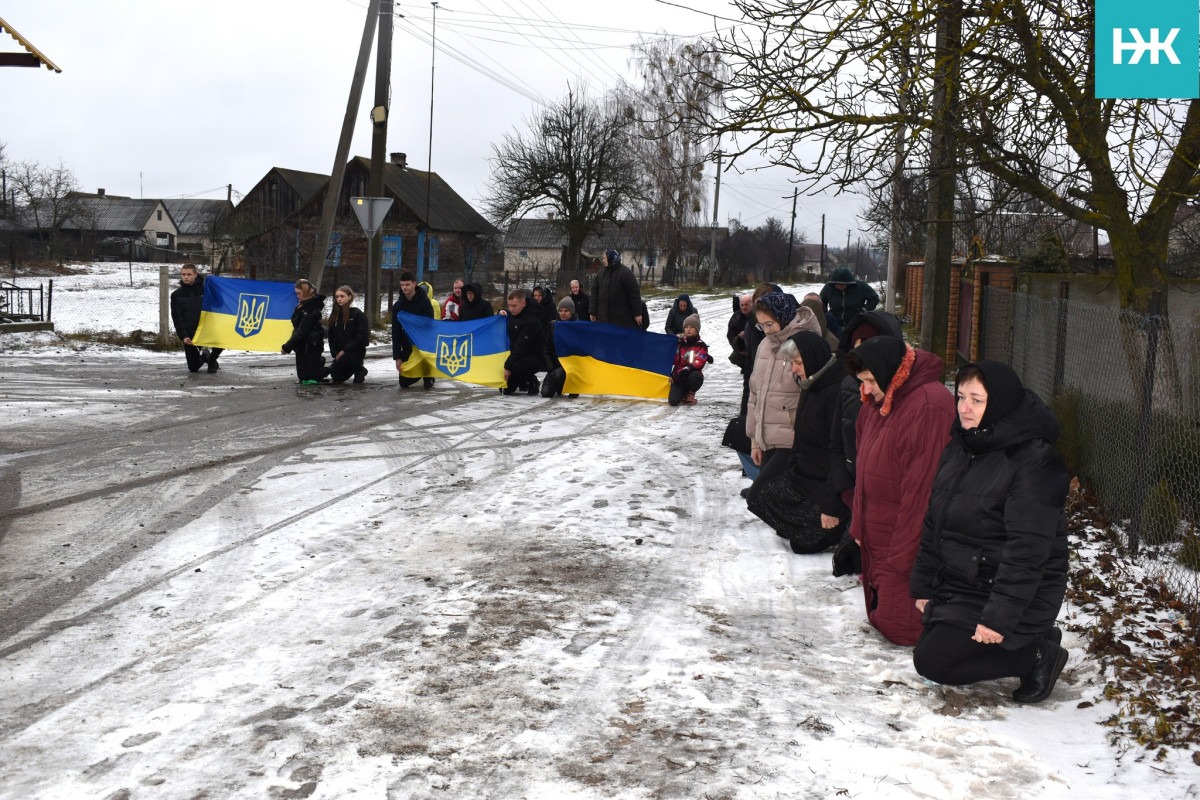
left=1052, top=280, right=1069, bottom=396
left=1128, top=290, right=1163, bottom=557
left=159, top=265, right=170, bottom=346
left=46, top=279, right=53, bottom=323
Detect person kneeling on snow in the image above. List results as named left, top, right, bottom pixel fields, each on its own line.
left=668, top=315, right=710, bottom=406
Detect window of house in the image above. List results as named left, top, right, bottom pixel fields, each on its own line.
left=518, top=249, right=528, bottom=259
left=324, top=232, right=342, bottom=268
left=646, top=249, right=658, bottom=267
left=428, top=236, right=439, bottom=272
left=381, top=235, right=401, bottom=269
left=157, top=210, right=163, bottom=221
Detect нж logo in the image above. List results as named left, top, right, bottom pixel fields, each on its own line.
left=1095, top=0, right=1199, bottom=98
left=1113, top=28, right=1181, bottom=65
left=235, top=293, right=269, bottom=337
left=437, top=334, right=471, bottom=376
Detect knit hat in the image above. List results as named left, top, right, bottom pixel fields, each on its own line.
left=966, top=360, right=1025, bottom=431
left=756, top=292, right=798, bottom=327
left=605, top=248, right=620, bottom=266
left=557, top=296, right=575, bottom=313
left=682, top=314, right=701, bottom=333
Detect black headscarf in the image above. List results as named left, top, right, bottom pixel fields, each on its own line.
left=789, top=330, right=831, bottom=377
left=963, top=360, right=1025, bottom=431
left=850, top=336, right=907, bottom=394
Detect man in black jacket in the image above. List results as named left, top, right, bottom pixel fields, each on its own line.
left=169, top=263, right=223, bottom=373
left=390, top=271, right=436, bottom=389
left=726, top=292, right=752, bottom=368
left=500, top=288, right=544, bottom=395
left=590, top=249, right=643, bottom=328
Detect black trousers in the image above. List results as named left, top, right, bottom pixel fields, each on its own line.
left=184, top=344, right=223, bottom=372
left=505, top=354, right=543, bottom=390
left=329, top=352, right=365, bottom=383
left=746, top=462, right=846, bottom=553
left=667, top=370, right=704, bottom=406
left=913, top=621, right=1039, bottom=686
left=294, top=349, right=327, bottom=382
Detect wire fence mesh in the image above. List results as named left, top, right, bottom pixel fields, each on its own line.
left=983, top=285, right=1200, bottom=607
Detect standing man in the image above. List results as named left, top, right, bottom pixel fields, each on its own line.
left=499, top=288, right=544, bottom=395
left=590, top=248, right=643, bottom=328
left=391, top=270, right=436, bottom=389
left=568, top=279, right=589, bottom=321
left=726, top=292, right=753, bottom=368
left=441, top=279, right=465, bottom=321
left=170, top=263, right=223, bottom=373
left=820, top=267, right=880, bottom=333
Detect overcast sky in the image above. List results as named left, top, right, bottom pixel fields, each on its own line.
left=2, top=0, right=868, bottom=250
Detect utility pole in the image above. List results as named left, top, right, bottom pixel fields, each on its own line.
left=422, top=1, right=439, bottom=283
left=367, top=0, right=393, bottom=324
left=708, top=149, right=722, bottom=290
left=785, top=187, right=797, bottom=276
left=819, top=214, right=826, bottom=275
left=307, top=0, right=381, bottom=289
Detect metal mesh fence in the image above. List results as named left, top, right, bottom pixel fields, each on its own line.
left=984, top=286, right=1200, bottom=607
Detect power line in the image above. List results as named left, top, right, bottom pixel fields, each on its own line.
left=510, top=0, right=627, bottom=86
left=395, top=15, right=544, bottom=103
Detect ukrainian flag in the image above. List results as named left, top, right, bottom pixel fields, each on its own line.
left=193, top=276, right=296, bottom=352
left=555, top=321, right=677, bottom=400
left=396, top=312, right=509, bottom=388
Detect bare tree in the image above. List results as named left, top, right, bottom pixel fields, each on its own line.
left=621, top=37, right=726, bottom=285
left=710, top=0, right=1200, bottom=318
left=486, top=87, right=640, bottom=274
left=9, top=160, right=89, bottom=262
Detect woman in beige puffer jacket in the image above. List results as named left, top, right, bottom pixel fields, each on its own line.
left=746, top=292, right=821, bottom=469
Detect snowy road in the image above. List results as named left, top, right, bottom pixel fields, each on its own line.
left=0, top=288, right=1194, bottom=799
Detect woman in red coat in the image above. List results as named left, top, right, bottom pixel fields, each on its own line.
left=843, top=337, right=956, bottom=646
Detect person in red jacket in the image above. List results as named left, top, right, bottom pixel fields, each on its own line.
left=668, top=315, right=710, bottom=406
left=843, top=337, right=956, bottom=646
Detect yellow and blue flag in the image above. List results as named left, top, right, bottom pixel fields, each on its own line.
left=193, top=276, right=296, bottom=352
left=555, top=321, right=677, bottom=400
left=396, top=312, right=509, bottom=388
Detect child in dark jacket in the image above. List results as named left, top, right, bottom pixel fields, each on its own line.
left=669, top=314, right=710, bottom=406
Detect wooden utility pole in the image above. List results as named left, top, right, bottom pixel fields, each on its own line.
left=367, top=0, right=393, bottom=324
left=919, top=0, right=962, bottom=368
left=708, top=149, right=722, bottom=290
left=886, top=47, right=910, bottom=315
left=819, top=214, right=826, bottom=275
left=786, top=187, right=798, bottom=275
left=307, top=0, right=381, bottom=290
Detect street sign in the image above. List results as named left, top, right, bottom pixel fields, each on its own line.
left=350, top=196, right=394, bottom=239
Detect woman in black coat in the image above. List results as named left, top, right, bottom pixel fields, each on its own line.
left=280, top=279, right=329, bottom=383
left=327, top=284, right=370, bottom=384
left=664, top=293, right=698, bottom=336
left=746, top=330, right=849, bottom=554
left=458, top=283, right=494, bottom=321
left=910, top=361, right=1070, bottom=704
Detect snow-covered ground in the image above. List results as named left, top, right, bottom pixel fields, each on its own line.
left=0, top=266, right=1196, bottom=799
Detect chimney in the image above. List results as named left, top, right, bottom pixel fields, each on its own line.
left=390, top=152, right=407, bottom=169
left=97, top=188, right=105, bottom=197
left=547, top=212, right=554, bottom=220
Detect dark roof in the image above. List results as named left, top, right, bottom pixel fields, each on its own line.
left=351, top=156, right=496, bottom=236
left=60, top=198, right=170, bottom=232
left=0, top=14, right=62, bottom=72
left=164, top=199, right=232, bottom=235
left=272, top=167, right=329, bottom=206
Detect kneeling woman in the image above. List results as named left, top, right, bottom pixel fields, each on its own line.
left=910, top=361, right=1070, bottom=703
left=281, top=279, right=329, bottom=384
left=327, top=285, right=370, bottom=384
left=746, top=330, right=848, bottom=553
